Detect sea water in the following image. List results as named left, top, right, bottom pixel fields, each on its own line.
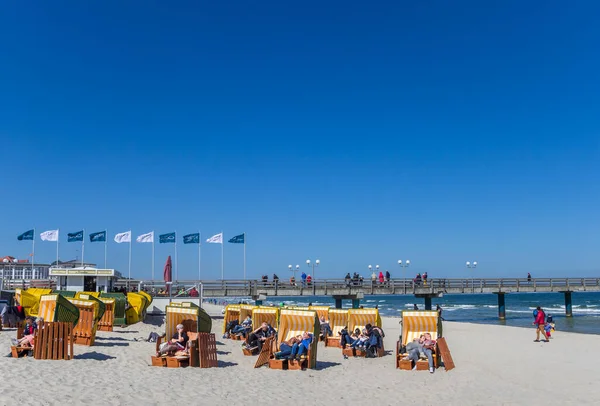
left=247, top=292, right=600, bottom=335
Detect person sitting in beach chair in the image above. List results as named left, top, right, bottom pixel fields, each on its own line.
left=288, top=331, right=313, bottom=360
left=349, top=329, right=369, bottom=349
left=246, top=322, right=276, bottom=352
left=364, top=324, right=384, bottom=358
left=11, top=316, right=39, bottom=348
left=274, top=335, right=301, bottom=359
left=319, top=316, right=333, bottom=339
left=231, top=316, right=252, bottom=338
left=403, top=333, right=436, bottom=373
left=157, top=324, right=188, bottom=356
left=339, top=327, right=360, bottom=349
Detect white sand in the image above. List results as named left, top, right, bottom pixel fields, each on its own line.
left=1, top=303, right=599, bottom=406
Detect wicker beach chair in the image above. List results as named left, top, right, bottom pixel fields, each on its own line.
left=325, top=309, right=348, bottom=347
left=343, top=308, right=385, bottom=357
left=67, top=298, right=99, bottom=346
left=396, top=310, right=441, bottom=370
left=99, top=293, right=127, bottom=326
left=263, top=309, right=319, bottom=370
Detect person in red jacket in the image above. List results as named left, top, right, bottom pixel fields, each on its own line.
left=533, top=306, right=549, bottom=342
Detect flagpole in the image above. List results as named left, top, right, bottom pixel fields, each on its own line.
left=243, top=232, right=246, bottom=281
left=104, top=229, right=107, bottom=269
left=175, top=231, right=178, bottom=282
left=152, top=231, right=155, bottom=282
left=198, top=230, right=201, bottom=281
left=81, top=228, right=85, bottom=267
left=221, top=231, right=224, bottom=280
left=32, top=227, right=35, bottom=275
left=56, top=229, right=60, bottom=267
left=128, top=232, right=132, bottom=290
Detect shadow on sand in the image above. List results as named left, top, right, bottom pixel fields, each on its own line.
left=74, top=352, right=117, bottom=361
left=217, top=360, right=238, bottom=367
left=316, top=361, right=342, bottom=370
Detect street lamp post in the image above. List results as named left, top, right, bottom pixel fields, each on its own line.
left=368, top=264, right=380, bottom=281
left=288, top=264, right=300, bottom=285
left=398, top=260, right=410, bottom=294
left=306, top=259, right=320, bottom=281
left=466, top=261, right=478, bottom=291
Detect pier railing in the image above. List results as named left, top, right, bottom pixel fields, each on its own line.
left=112, top=277, right=600, bottom=297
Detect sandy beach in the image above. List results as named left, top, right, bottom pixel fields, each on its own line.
left=1, top=303, right=599, bottom=406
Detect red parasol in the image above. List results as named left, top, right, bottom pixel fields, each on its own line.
left=164, top=255, right=172, bottom=291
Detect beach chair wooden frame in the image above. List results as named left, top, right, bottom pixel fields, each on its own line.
left=345, top=308, right=385, bottom=357
left=267, top=309, right=320, bottom=370
left=34, top=321, right=74, bottom=360
left=396, top=310, right=441, bottom=370
left=97, top=298, right=115, bottom=331
left=222, top=304, right=241, bottom=336
left=325, top=309, right=348, bottom=347
left=68, top=299, right=99, bottom=346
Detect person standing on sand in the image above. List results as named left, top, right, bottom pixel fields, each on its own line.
left=533, top=306, right=549, bottom=342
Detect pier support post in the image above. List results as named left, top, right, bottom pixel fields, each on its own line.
left=496, top=293, right=506, bottom=320
left=424, top=296, right=432, bottom=310
left=564, top=291, right=572, bottom=317
left=352, top=299, right=361, bottom=309
left=334, top=298, right=342, bottom=309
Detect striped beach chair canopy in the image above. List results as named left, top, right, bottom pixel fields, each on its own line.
left=309, top=305, right=330, bottom=321
left=348, top=308, right=382, bottom=333
left=71, top=296, right=101, bottom=321
left=327, top=309, right=349, bottom=336
left=222, top=304, right=241, bottom=333
left=239, top=304, right=257, bottom=322
left=277, top=309, right=319, bottom=346
left=278, top=309, right=320, bottom=369
left=165, top=302, right=210, bottom=338
left=252, top=306, right=279, bottom=330
left=138, top=291, right=153, bottom=310
left=401, top=310, right=440, bottom=345
left=38, top=294, right=80, bottom=326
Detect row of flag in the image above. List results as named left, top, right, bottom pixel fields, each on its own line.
left=17, top=229, right=245, bottom=244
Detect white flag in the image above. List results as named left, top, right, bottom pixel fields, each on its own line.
left=114, top=231, right=131, bottom=243
left=206, top=233, right=223, bottom=244
left=136, top=231, right=154, bottom=243
left=40, top=230, right=59, bottom=242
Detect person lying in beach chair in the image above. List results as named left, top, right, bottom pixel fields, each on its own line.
left=157, top=324, right=188, bottom=356
left=402, top=333, right=436, bottom=373
left=288, top=332, right=313, bottom=360
left=231, top=316, right=252, bottom=338
left=273, top=335, right=301, bottom=359
left=339, top=327, right=360, bottom=349
left=245, top=322, right=276, bottom=353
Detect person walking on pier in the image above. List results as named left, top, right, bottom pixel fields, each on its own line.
left=385, top=270, right=391, bottom=285
left=378, top=271, right=384, bottom=284
left=371, top=270, right=377, bottom=283
left=301, top=272, right=307, bottom=287
left=527, top=273, right=532, bottom=283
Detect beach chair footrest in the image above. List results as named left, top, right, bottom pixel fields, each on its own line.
left=326, top=337, right=341, bottom=347
left=287, top=359, right=307, bottom=370
left=151, top=356, right=167, bottom=367
left=242, top=346, right=259, bottom=356
left=166, top=356, right=189, bottom=368
left=268, top=358, right=288, bottom=370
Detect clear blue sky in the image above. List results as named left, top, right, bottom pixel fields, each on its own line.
left=1, top=1, right=599, bottom=280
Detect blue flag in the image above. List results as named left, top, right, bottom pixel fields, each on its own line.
left=17, top=229, right=34, bottom=241
left=228, top=233, right=245, bottom=244
left=89, top=231, right=106, bottom=242
left=183, top=233, right=200, bottom=244
left=159, top=232, right=176, bottom=244
left=68, top=230, right=84, bottom=242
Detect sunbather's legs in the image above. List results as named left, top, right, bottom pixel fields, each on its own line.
left=423, top=348, right=434, bottom=368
